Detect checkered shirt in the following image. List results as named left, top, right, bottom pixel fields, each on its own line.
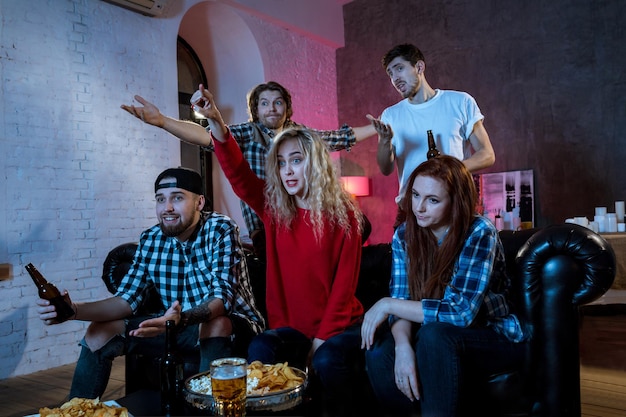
left=116, top=211, right=264, bottom=334
left=390, top=216, right=527, bottom=343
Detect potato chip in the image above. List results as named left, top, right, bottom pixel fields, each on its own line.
left=39, top=397, right=128, bottom=417
left=248, top=361, right=304, bottom=395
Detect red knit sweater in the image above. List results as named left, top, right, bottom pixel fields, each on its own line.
left=214, top=133, right=363, bottom=340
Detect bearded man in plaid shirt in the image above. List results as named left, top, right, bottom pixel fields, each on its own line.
left=36, top=167, right=264, bottom=400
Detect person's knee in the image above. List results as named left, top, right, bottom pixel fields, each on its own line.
left=418, top=322, right=456, bottom=343
left=416, top=322, right=457, bottom=358
left=247, top=332, right=277, bottom=362
left=199, top=316, right=232, bottom=338
left=79, top=334, right=126, bottom=360
left=365, top=342, right=393, bottom=375
left=84, top=320, right=126, bottom=352
left=311, top=347, right=333, bottom=374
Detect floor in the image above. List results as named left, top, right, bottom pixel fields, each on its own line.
left=579, top=310, right=626, bottom=417
left=1, top=313, right=625, bottom=417
left=0, top=357, right=126, bottom=417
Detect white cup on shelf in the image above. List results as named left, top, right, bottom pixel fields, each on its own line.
left=616, top=201, right=625, bottom=223
left=607, top=213, right=618, bottom=233
left=595, top=215, right=606, bottom=232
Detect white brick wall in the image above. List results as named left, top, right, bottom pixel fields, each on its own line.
left=0, top=0, right=181, bottom=378
left=0, top=0, right=341, bottom=379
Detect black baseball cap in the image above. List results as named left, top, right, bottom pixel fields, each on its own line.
left=154, top=167, right=203, bottom=195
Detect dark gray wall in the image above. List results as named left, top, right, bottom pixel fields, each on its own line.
left=337, top=0, right=626, bottom=244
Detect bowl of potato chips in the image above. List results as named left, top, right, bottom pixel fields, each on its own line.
left=38, top=397, right=129, bottom=417
left=184, top=360, right=308, bottom=412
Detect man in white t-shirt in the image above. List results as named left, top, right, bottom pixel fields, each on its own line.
left=368, top=43, right=495, bottom=226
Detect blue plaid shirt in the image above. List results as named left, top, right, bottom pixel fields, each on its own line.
left=390, top=215, right=527, bottom=342
left=204, top=121, right=356, bottom=235
left=116, top=212, right=264, bottom=334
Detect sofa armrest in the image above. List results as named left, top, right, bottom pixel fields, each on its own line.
left=517, top=223, right=616, bottom=308
left=514, top=223, right=616, bottom=416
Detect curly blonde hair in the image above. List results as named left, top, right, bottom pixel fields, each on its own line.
left=265, top=128, right=363, bottom=241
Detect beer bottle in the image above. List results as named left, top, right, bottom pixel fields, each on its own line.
left=25, top=263, right=75, bottom=323
left=426, top=130, right=441, bottom=160
left=161, top=319, right=184, bottom=416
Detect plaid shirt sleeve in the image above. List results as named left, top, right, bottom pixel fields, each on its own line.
left=187, top=213, right=264, bottom=333
left=193, top=213, right=264, bottom=333
left=192, top=213, right=240, bottom=310
left=307, top=124, right=357, bottom=152
left=388, top=223, right=409, bottom=326
left=390, top=223, right=410, bottom=300
left=202, top=123, right=266, bottom=235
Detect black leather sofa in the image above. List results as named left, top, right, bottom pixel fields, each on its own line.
left=102, top=223, right=615, bottom=416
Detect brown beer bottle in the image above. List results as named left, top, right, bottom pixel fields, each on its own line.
left=25, top=263, right=75, bottom=323
left=161, top=319, right=184, bottom=416
left=426, top=130, right=441, bottom=160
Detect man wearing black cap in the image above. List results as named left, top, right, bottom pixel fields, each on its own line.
left=36, top=167, right=265, bottom=400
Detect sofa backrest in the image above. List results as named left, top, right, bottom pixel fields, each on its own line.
left=356, top=243, right=392, bottom=311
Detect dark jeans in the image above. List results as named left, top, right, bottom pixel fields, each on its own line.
left=365, top=322, right=526, bottom=417
left=248, top=324, right=364, bottom=417
left=70, top=314, right=254, bottom=399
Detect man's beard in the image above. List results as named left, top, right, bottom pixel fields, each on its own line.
left=402, top=85, right=419, bottom=99
left=260, top=115, right=286, bottom=130
left=396, top=81, right=419, bottom=99
left=159, top=219, right=191, bottom=237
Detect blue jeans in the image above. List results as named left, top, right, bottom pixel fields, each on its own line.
left=365, top=322, right=526, bottom=417
left=248, top=324, right=363, bottom=416
left=69, top=314, right=237, bottom=399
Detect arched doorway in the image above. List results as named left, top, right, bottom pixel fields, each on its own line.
left=177, top=1, right=265, bottom=241
left=177, top=36, right=212, bottom=209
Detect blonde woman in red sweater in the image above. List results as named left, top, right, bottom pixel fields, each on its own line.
left=195, top=86, right=365, bottom=417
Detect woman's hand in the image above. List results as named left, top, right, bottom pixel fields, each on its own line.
left=192, top=84, right=228, bottom=142
left=128, top=300, right=182, bottom=337
left=394, top=343, right=420, bottom=401
left=361, top=297, right=391, bottom=350
left=306, top=338, right=325, bottom=374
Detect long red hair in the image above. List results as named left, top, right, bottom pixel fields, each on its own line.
left=400, top=156, right=478, bottom=300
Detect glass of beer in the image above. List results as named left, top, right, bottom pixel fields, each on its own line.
left=211, top=357, right=247, bottom=417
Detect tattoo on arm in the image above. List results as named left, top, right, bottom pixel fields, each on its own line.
left=181, top=297, right=215, bottom=327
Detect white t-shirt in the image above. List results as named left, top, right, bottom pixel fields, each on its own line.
left=381, top=89, right=484, bottom=202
